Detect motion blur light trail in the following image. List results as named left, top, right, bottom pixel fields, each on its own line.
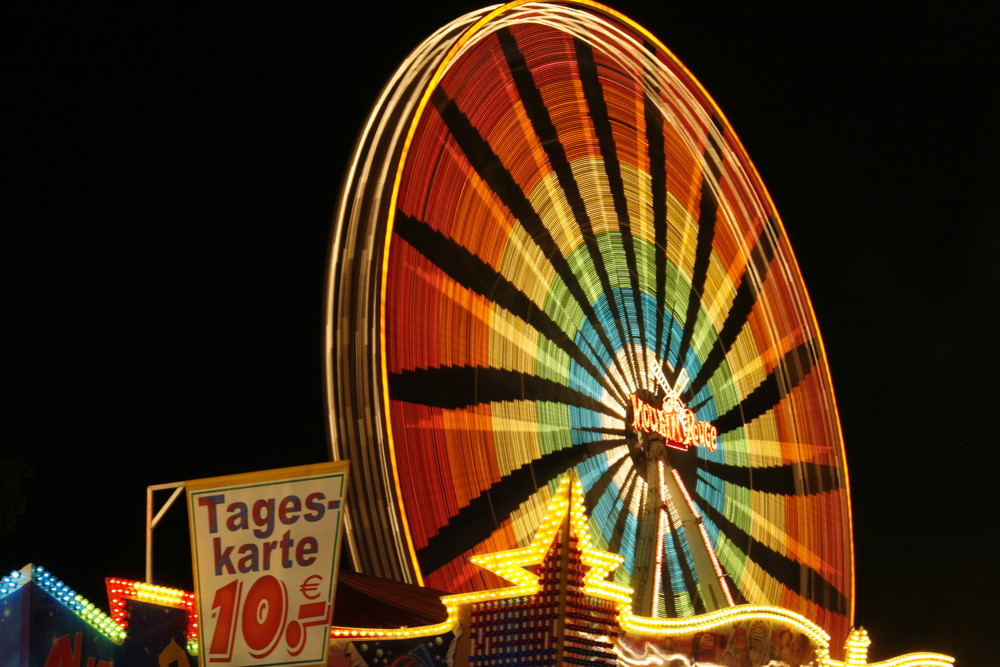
left=326, top=0, right=853, bottom=647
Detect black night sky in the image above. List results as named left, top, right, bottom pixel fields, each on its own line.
left=6, top=3, right=997, bottom=665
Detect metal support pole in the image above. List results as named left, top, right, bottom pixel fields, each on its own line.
left=661, top=465, right=730, bottom=611
left=145, top=482, right=185, bottom=583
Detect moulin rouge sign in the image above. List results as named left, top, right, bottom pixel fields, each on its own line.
left=187, top=461, right=349, bottom=667
left=630, top=392, right=718, bottom=452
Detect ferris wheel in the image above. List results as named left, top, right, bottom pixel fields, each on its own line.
left=325, top=0, right=853, bottom=644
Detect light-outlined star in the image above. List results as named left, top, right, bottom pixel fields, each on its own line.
left=443, top=471, right=633, bottom=608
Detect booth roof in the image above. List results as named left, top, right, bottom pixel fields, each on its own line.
left=333, top=571, right=449, bottom=629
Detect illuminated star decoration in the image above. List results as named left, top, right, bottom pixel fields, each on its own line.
left=442, top=472, right=633, bottom=609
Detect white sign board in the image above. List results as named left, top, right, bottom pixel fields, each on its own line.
left=187, top=461, right=349, bottom=667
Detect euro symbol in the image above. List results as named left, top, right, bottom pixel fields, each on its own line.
left=300, top=574, right=323, bottom=600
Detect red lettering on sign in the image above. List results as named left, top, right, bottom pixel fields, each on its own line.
left=630, top=393, right=717, bottom=452
left=43, top=633, right=113, bottom=667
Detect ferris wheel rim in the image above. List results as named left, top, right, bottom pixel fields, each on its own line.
left=326, top=0, right=854, bottom=640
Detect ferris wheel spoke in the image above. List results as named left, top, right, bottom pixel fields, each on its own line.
left=416, top=438, right=623, bottom=574
left=713, top=338, right=820, bottom=435
left=430, top=85, right=631, bottom=383
left=642, top=87, right=672, bottom=366
left=698, top=458, right=844, bottom=497
left=607, top=469, right=642, bottom=555
left=692, top=485, right=849, bottom=614
left=393, top=213, right=623, bottom=400
left=685, top=218, right=780, bottom=399
left=581, top=446, right=631, bottom=513
left=671, top=159, right=721, bottom=383
left=575, top=425, right=628, bottom=437
left=578, top=333, right=633, bottom=406
left=497, top=27, right=643, bottom=382
left=657, top=554, right=678, bottom=617
left=389, top=366, right=621, bottom=417
left=664, top=508, right=702, bottom=615
left=574, top=36, right=650, bottom=381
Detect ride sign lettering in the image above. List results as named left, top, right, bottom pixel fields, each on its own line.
left=630, top=393, right=718, bottom=452
left=187, top=462, right=349, bottom=667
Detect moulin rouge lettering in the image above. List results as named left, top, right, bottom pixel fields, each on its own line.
left=630, top=393, right=718, bottom=452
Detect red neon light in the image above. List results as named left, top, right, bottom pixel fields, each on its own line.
left=630, top=394, right=717, bottom=452
left=105, top=578, right=198, bottom=645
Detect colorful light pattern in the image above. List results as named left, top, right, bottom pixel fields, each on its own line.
left=1, top=557, right=951, bottom=665
left=106, top=577, right=199, bottom=654
left=0, top=567, right=29, bottom=597
left=0, top=565, right=127, bottom=643
left=444, top=474, right=632, bottom=608
left=328, top=473, right=951, bottom=667
left=326, top=0, right=853, bottom=647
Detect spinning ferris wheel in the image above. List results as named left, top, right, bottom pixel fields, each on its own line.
left=325, top=0, right=853, bottom=645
